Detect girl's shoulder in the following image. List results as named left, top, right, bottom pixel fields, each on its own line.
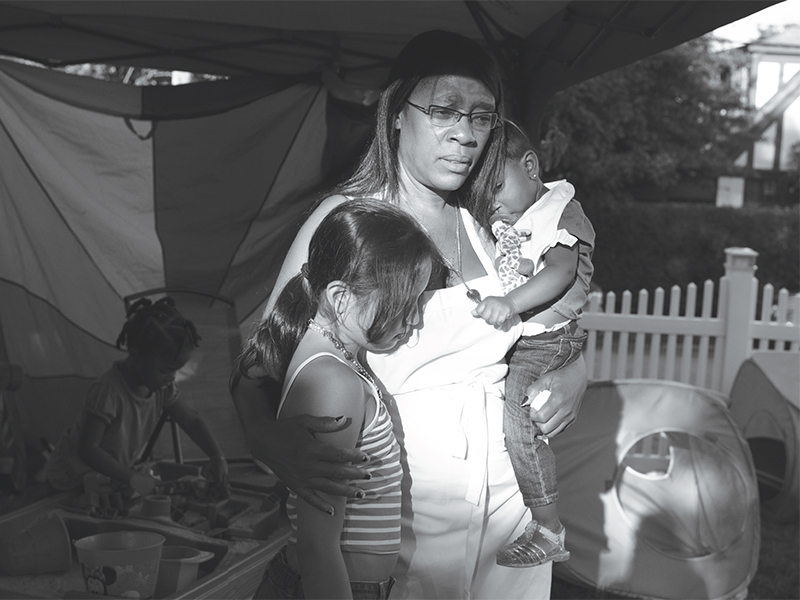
left=280, top=352, right=371, bottom=420
left=84, top=364, right=133, bottom=417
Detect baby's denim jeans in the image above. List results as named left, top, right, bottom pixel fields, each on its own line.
left=504, top=321, right=587, bottom=508
left=254, top=546, right=396, bottom=600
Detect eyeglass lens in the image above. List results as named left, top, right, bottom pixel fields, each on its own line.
left=430, top=106, right=497, bottom=131
left=409, top=102, right=498, bottom=131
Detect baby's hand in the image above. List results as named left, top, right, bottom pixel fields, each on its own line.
left=472, top=296, right=517, bottom=326
left=517, top=258, right=535, bottom=277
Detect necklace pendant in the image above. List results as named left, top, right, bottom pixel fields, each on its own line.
left=466, top=288, right=482, bottom=303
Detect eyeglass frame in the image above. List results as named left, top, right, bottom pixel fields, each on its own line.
left=405, top=101, right=500, bottom=131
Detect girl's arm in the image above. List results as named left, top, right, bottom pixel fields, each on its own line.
left=166, top=399, right=228, bottom=484
left=281, top=358, right=369, bottom=599
left=78, top=414, right=157, bottom=495
left=231, top=195, right=370, bottom=514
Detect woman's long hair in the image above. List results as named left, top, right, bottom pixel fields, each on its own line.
left=331, top=30, right=507, bottom=227
left=235, top=199, right=440, bottom=383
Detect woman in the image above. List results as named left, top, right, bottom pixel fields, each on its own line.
left=233, top=30, right=587, bottom=599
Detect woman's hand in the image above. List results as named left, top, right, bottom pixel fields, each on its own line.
left=525, top=354, right=587, bottom=437
left=253, top=413, right=371, bottom=514
left=232, top=376, right=371, bottom=514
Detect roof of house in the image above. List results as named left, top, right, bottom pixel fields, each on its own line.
left=748, top=24, right=800, bottom=54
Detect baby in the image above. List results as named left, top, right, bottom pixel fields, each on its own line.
left=473, top=121, right=595, bottom=568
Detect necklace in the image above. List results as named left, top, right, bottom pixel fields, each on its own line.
left=450, top=207, right=483, bottom=303
left=409, top=202, right=481, bottom=304
left=307, top=319, right=382, bottom=400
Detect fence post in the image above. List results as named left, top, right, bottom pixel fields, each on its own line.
left=720, top=247, right=759, bottom=394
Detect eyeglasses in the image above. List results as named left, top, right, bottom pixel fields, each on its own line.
left=406, top=101, right=499, bottom=132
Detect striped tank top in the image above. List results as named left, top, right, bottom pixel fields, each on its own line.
left=278, top=352, right=402, bottom=555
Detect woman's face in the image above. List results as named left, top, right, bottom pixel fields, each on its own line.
left=395, top=75, right=495, bottom=195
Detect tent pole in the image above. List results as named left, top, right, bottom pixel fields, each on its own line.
left=0, top=318, right=8, bottom=365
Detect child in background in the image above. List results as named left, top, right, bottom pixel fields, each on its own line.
left=46, top=297, right=228, bottom=495
left=472, top=121, right=595, bottom=568
left=237, top=199, right=439, bottom=600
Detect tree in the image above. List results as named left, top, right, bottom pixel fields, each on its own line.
left=58, top=64, right=223, bottom=86
left=539, top=35, right=756, bottom=197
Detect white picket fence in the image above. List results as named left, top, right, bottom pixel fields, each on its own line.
left=582, top=247, right=800, bottom=394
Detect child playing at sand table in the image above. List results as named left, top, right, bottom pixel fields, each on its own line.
left=46, top=296, right=228, bottom=496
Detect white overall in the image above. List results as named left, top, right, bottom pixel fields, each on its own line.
left=368, top=209, right=552, bottom=599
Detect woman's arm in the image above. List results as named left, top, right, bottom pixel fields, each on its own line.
left=231, top=376, right=370, bottom=514
left=265, top=195, right=349, bottom=314
left=283, top=360, right=368, bottom=599
left=525, top=353, right=587, bottom=437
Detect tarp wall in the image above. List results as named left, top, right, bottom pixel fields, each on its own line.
left=0, top=58, right=358, bottom=454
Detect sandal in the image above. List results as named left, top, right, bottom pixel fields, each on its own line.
left=496, top=520, right=570, bottom=568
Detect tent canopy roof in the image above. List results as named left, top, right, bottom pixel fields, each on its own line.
left=0, top=1, right=780, bottom=95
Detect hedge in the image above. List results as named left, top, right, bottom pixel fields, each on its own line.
left=580, top=200, right=799, bottom=306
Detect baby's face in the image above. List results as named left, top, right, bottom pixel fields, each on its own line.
left=491, top=158, right=538, bottom=223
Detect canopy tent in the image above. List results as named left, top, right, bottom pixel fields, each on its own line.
left=550, top=380, right=760, bottom=600
left=0, top=1, right=779, bottom=464
left=0, top=56, right=342, bottom=461
left=0, top=1, right=779, bottom=129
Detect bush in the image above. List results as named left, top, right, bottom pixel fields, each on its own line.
left=582, top=200, right=799, bottom=305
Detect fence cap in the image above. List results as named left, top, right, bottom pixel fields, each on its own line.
left=724, top=247, right=759, bottom=270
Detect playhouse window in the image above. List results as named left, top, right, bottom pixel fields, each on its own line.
left=617, top=431, right=750, bottom=558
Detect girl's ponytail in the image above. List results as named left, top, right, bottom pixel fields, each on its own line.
left=236, top=272, right=317, bottom=383
left=233, top=198, right=439, bottom=391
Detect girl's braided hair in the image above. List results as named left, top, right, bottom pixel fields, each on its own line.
left=116, top=297, right=200, bottom=360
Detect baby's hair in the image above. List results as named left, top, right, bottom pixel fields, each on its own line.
left=237, top=199, right=441, bottom=382
left=503, top=120, right=538, bottom=167
left=117, top=297, right=200, bottom=361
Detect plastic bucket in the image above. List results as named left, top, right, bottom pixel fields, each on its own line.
left=0, top=512, right=71, bottom=575
left=141, top=495, right=172, bottom=519
left=74, top=531, right=165, bottom=598
left=155, top=546, right=215, bottom=597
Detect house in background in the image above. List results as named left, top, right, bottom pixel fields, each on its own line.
left=718, top=25, right=800, bottom=206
